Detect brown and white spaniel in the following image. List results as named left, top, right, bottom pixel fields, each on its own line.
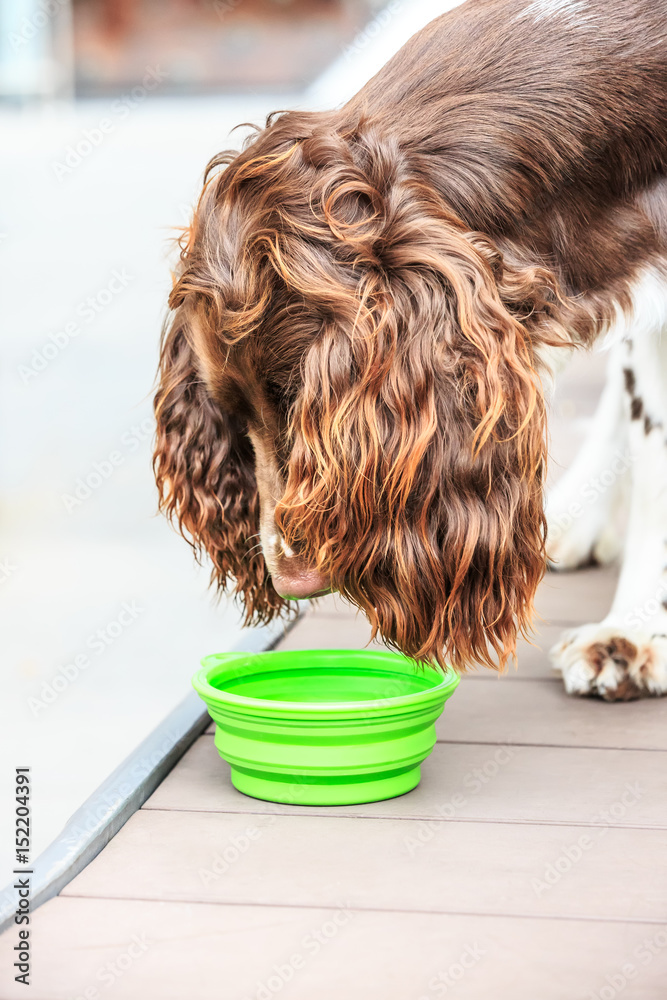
left=154, top=0, right=667, bottom=700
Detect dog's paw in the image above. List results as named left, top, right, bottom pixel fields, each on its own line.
left=550, top=624, right=667, bottom=701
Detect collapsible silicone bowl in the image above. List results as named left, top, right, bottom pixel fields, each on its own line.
left=192, top=648, right=459, bottom=806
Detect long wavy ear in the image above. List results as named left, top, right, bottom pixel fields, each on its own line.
left=276, top=178, right=564, bottom=671
left=153, top=306, right=286, bottom=625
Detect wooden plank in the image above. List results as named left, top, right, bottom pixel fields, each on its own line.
left=146, top=736, right=666, bottom=829
left=61, top=810, right=667, bottom=922
left=2, top=896, right=666, bottom=1000
left=533, top=566, right=618, bottom=625
left=438, top=678, right=667, bottom=751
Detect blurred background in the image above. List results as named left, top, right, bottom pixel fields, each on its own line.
left=0, top=0, right=384, bottom=101
left=0, top=0, right=460, bottom=886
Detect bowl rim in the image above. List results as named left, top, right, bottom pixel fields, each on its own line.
left=192, top=648, right=460, bottom=716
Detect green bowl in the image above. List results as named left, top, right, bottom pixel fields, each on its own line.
left=192, top=649, right=460, bottom=806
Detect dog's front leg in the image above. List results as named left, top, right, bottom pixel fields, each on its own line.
left=550, top=330, right=667, bottom=700
left=545, top=341, right=630, bottom=571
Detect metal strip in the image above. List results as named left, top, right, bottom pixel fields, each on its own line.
left=0, top=614, right=301, bottom=933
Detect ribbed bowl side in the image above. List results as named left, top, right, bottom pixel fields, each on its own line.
left=193, top=650, right=459, bottom=804
left=210, top=699, right=447, bottom=778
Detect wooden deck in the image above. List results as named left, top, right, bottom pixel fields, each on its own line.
left=2, top=355, right=667, bottom=998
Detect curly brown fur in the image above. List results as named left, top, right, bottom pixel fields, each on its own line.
left=153, top=0, right=667, bottom=671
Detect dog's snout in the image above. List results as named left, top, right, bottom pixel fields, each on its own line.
left=271, top=568, right=331, bottom=601
left=264, top=533, right=330, bottom=600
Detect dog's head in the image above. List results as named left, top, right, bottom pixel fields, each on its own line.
left=154, top=111, right=565, bottom=670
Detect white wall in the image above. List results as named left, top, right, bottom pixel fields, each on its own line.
left=307, top=0, right=465, bottom=110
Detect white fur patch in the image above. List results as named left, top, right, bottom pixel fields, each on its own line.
left=599, top=266, right=667, bottom=351
left=280, top=538, right=295, bottom=559
left=269, top=533, right=295, bottom=558
left=517, top=0, right=589, bottom=25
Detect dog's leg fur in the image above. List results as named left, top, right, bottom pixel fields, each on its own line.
left=546, top=341, right=630, bottom=571
left=550, top=299, right=667, bottom=700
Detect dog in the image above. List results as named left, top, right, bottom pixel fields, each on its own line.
left=153, top=0, right=667, bottom=701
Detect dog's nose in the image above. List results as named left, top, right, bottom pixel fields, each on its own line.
left=265, top=533, right=330, bottom=599
left=271, top=567, right=331, bottom=600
